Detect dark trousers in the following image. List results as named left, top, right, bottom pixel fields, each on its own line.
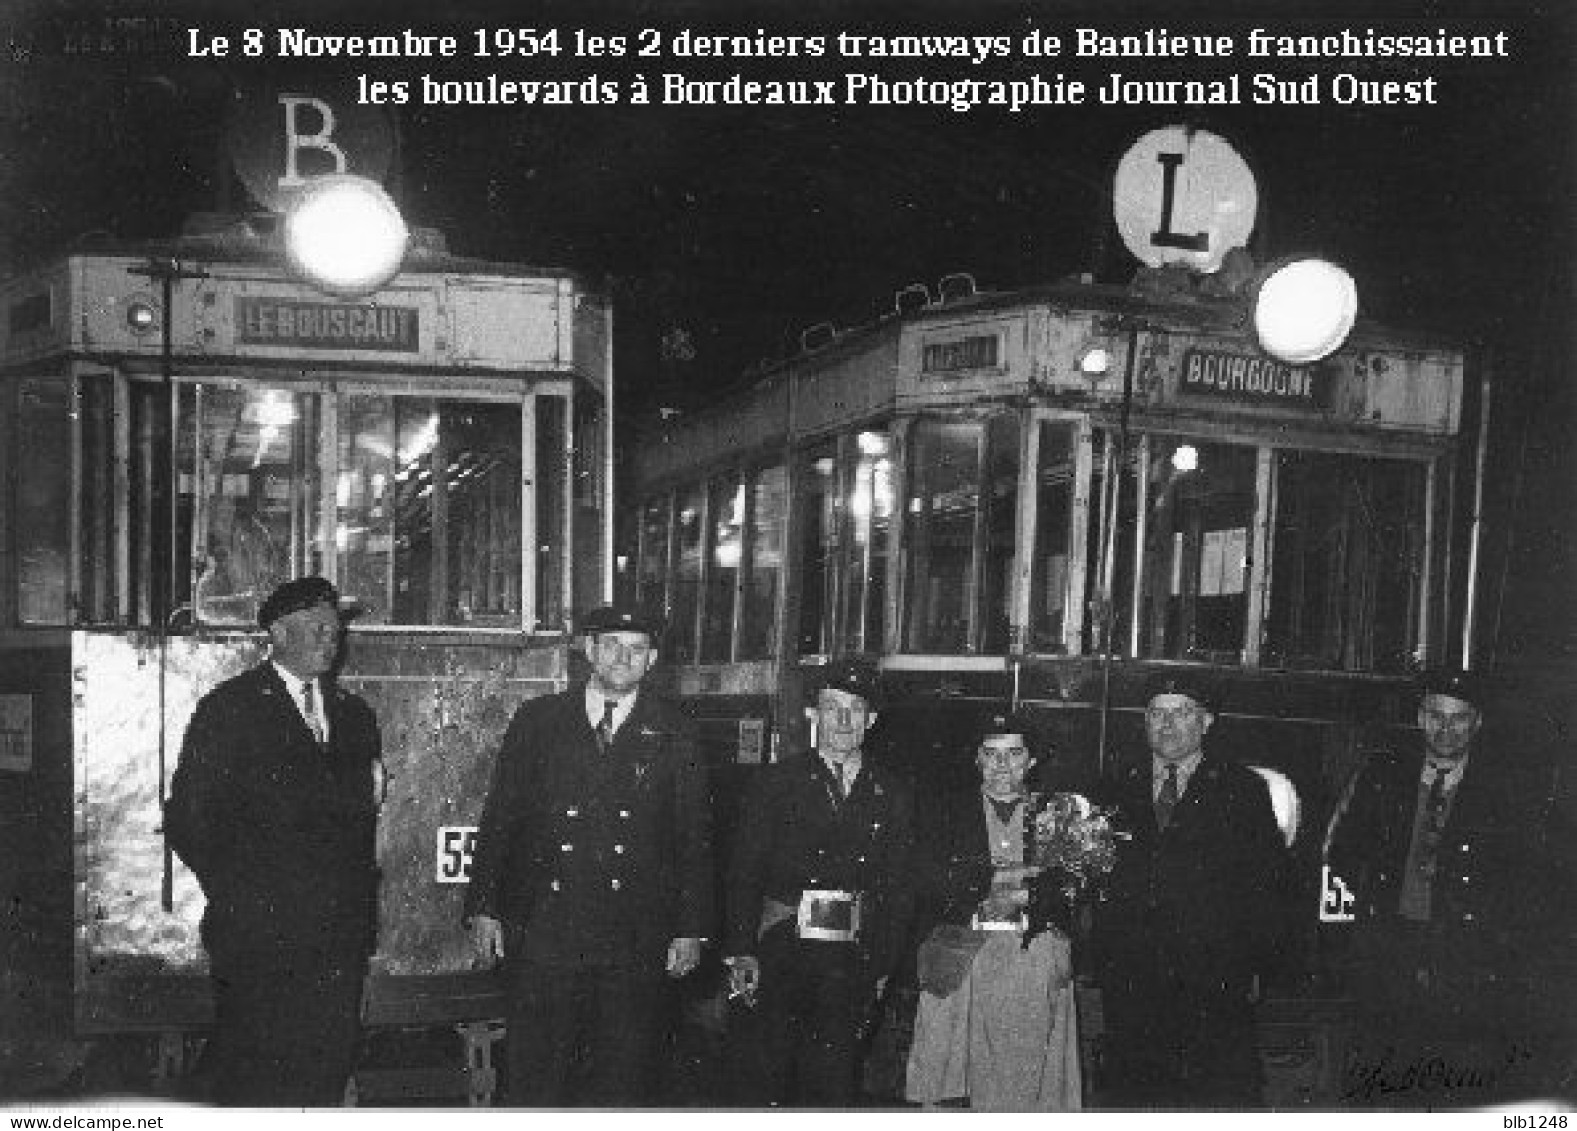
left=207, top=949, right=365, bottom=1107
left=503, top=959, right=665, bottom=1107
left=729, top=929, right=870, bottom=1107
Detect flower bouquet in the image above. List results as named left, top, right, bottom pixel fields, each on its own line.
left=1023, top=791, right=1117, bottom=946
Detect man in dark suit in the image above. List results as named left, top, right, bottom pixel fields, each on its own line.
left=165, top=577, right=381, bottom=1106
left=723, top=658, right=915, bottom=1106
left=465, top=605, right=713, bottom=1106
left=1324, top=669, right=1554, bottom=1106
left=1092, top=673, right=1293, bottom=1108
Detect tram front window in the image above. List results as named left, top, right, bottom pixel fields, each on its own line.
left=1028, top=421, right=1079, bottom=652
left=902, top=415, right=1017, bottom=654
left=739, top=465, right=786, bottom=660
left=1137, top=440, right=1256, bottom=661
left=336, top=396, right=523, bottom=626
left=1266, top=452, right=1425, bottom=671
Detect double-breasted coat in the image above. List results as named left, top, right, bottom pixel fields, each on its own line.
left=464, top=686, right=714, bottom=971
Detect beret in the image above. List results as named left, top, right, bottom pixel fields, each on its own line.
left=258, top=576, right=354, bottom=630
left=1143, top=670, right=1218, bottom=713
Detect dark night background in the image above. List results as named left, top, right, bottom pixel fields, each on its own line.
left=1, top=0, right=1572, bottom=672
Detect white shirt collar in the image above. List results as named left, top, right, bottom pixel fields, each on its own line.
left=1153, top=751, right=1204, bottom=797
left=821, top=750, right=862, bottom=790
left=585, top=684, right=638, bottom=736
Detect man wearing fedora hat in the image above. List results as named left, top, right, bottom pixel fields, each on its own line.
left=165, top=576, right=382, bottom=1105
left=465, top=604, right=713, bottom=1106
left=1091, top=672, right=1294, bottom=1108
left=723, top=657, right=915, bottom=1106
left=1324, top=669, right=1553, bottom=1105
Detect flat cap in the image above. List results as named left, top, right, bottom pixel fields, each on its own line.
left=258, top=576, right=355, bottom=631
left=975, top=708, right=1034, bottom=744
left=1416, top=668, right=1485, bottom=710
left=578, top=604, right=664, bottom=639
left=814, top=657, right=884, bottom=709
left=1143, top=670, right=1218, bottom=713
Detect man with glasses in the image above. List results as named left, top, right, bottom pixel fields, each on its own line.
left=723, top=658, right=914, bottom=1106
left=1091, top=673, right=1293, bottom=1108
left=1324, top=669, right=1554, bottom=1106
left=465, top=605, right=713, bottom=1106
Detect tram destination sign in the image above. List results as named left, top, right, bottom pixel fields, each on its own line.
left=1178, top=348, right=1325, bottom=408
left=236, top=296, right=418, bottom=352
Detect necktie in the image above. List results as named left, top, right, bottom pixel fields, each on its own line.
left=1155, top=764, right=1180, bottom=830
left=596, top=701, right=617, bottom=753
left=987, top=796, right=1021, bottom=825
left=1422, top=766, right=1451, bottom=839
left=303, top=680, right=325, bottom=746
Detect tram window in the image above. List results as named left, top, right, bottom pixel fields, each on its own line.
left=16, top=379, right=70, bottom=624
left=1028, top=421, right=1078, bottom=652
left=739, top=464, right=787, bottom=661
left=636, top=495, right=671, bottom=616
left=796, top=443, right=838, bottom=655
left=671, top=483, right=705, bottom=663
left=78, top=375, right=116, bottom=623
left=701, top=476, right=742, bottom=663
left=902, top=415, right=1018, bottom=654
left=572, top=392, right=607, bottom=620
left=187, top=385, right=310, bottom=627
left=336, top=396, right=523, bottom=627
left=843, top=430, right=894, bottom=654
left=1266, top=452, right=1425, bottom=671
left=1137, top=440, right=1256, bottom=661
left=1083, top=430, right=1138, bottom=655
left=536, top=396, right=567, bottom=631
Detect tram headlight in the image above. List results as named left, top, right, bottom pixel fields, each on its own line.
left=283, top=174, right=409, bottom=299
left=125, top=297, right=159, bottom=335
left=1252, top=257, right=1358, bottom=364
left=1170, top=444, right=1199, bottom=473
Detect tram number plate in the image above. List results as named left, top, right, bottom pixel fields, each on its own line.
left=436, top=825, right=478, bottom=884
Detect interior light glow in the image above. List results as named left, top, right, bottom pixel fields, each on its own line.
left=1253, top=258, right=1358, bottom=364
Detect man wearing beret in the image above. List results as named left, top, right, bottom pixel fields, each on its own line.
left=1324, top=670, right=1554, bottom=1106
left=723, top=658, right=915, bottom=1106
left=465, top=605, right=713, bottom=1106
left=165, top=577, right=382, bottom=1105
left=1092, top=673, right=1294, bottom=1108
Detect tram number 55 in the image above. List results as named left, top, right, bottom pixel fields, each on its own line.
left=436, top=825, right=478, bottom=883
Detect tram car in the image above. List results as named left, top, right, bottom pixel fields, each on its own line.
left=0, top=219, right=611, bottom=1097
left=627, top=267, right=1475, bottom=1104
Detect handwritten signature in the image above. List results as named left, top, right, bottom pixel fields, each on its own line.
left=1342, top=1042, right=1534, bottom=1103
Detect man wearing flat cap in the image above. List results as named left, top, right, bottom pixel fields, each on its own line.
left=165, top=577, right=381, bottom=1105
left=1324, top=669, right=1552, bottom=1106
left=724, top=657, right=915, bottom=1106
left=1092, top=672, right=1294, bottom=1108
left=465, top=604, right=713, bottom=1106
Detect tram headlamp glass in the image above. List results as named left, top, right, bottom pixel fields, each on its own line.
left=1170, top=444, right=1200, bottom=473
left=125, top=299, right=158, bottom=335
left=284, top=174, right=409, bottom=299
left=1253, top=258, right=1357, bottom=364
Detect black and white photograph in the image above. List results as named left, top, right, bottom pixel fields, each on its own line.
left=0, top=0, right=1572, bottom=1114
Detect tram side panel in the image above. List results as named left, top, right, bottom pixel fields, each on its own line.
left=69, top=630, right=566, bottom=1035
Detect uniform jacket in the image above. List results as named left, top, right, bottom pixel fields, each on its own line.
left=1324, top=743, right=1535, bottom=942
left=1092, top=754, right=1293, bottom=1017
left=725, top=753, right=915, bottom=979
left=463, top=686, right=714, bottom=968
left=165, top=664, right=381, bottom=962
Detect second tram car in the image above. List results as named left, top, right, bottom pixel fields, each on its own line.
left=628, top=270, right=1473, bottom=1104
